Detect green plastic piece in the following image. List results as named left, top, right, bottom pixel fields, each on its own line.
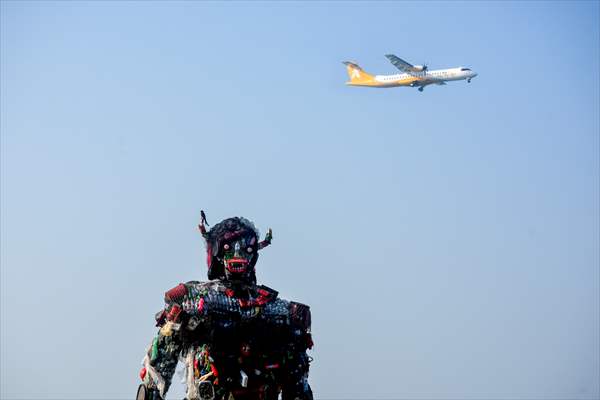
left=151, top=336, right=159, bottom=361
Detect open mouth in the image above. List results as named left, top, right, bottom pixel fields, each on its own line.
left=226, top=258, right=249, bottom=273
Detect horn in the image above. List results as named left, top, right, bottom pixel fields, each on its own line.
left=258, top=228, right=273, bottom=250
left=198, top=210, right=210, bottom=240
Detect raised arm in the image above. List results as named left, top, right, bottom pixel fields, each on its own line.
left=138, top=285, right=188, bottom=399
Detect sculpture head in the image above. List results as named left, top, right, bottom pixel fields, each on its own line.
left=200, top=215, right=271, bottom=284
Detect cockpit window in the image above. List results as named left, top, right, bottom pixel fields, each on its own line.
left=460, top=68, right=471, bottom=71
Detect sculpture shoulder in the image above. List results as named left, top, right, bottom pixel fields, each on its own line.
left=262, top=291, right=311, bottom=331
left=155, top=281, right=227, bottom=326
left=163, top=280, right=226, bottom=304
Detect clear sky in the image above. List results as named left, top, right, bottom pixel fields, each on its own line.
left=1, top=1, right=599, bottom=399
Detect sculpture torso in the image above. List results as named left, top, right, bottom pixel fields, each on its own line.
left=149, top=280, right=312, bottom=399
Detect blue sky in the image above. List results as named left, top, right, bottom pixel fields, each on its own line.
left=1, top=1, right=599, bottom=399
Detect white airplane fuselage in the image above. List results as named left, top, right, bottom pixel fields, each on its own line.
left=371, top=67, right=477, bottom=87
left=344, top=62, right=478, bottom=89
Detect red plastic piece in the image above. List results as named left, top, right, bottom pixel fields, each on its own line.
left=139, top=367, right=147, bottom=381
left=165, top=284, right=187, bottom=302
left=238, top=299, right=249, bottom=308
left=210, top=363, right=219, bottom=377
left=155, top=309, right=167, bottom=327
left=206, top=245, right=212, bottom=267
left=197, top=298, right=205, bottom=313
left=256, top=297, right=268, bottom=306
left=240, top=343, right=251, bottom=357
left=167, top=304, right=182, bottom=321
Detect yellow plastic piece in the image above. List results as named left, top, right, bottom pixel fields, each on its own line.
left=160, top=321, right=174, bottom=336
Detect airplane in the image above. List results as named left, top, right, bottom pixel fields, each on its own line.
left=343, top=54, right=478, bottom=92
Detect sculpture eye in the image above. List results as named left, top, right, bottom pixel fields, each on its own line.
left=223, top=244, right=230, bottom=250
left=246, top=247, right=253, bottom=253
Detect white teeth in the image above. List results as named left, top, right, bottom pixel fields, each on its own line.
left=228, top=263, right=246, bottom=273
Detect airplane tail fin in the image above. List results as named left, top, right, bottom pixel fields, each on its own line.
left=343, top=61, right=374, bottom=85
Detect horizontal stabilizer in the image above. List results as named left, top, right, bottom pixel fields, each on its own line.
left=342, top=61, right=363, bottom=70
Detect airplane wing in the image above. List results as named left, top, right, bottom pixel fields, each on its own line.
left=385, top=54, right=415, bottom=72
